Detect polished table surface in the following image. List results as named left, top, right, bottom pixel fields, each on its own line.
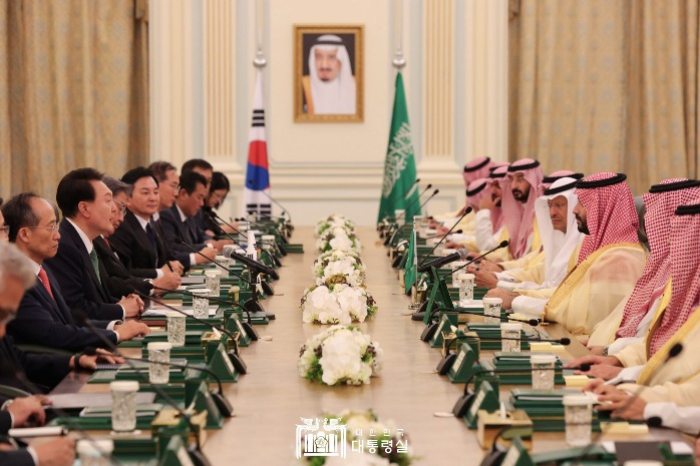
left=51, top=226, right=688, bottom=464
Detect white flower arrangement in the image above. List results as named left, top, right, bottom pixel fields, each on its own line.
left=298, top=325, right=383, bottom=386
left=316, top=227, right=362, bottom=253
left=312, top=251, right=366, bottom=287
left=301, top=282, right=377, bottom=324
left=298, top=410, right=414, bottom=466
left=315, top=215, right=356, bottom=238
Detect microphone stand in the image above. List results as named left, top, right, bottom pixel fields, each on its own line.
left=79, top=318, right=212, bottom=466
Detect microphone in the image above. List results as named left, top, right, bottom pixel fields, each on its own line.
left=385, top=188, right=439, bottom=246
left=10, top=364, right=127, bottom=465
left=174, top=237, right=277, bottom=288
left=135, top=291, right=251, bottom=370
left=173, top=241, right=274, bottom=319
left=569, top=342, right=685, bottom=463
left=452, top=363, right=592, bottom=418
left=394, top=184, right=433, bottom=223
left=248, top=178, right=293, bottom=224
left=204, top=210, right=244, bottom=239
left=417, top=206, right=473, bottom=269
left=403, top=178, right=422, bottom=201
left=417, top=248, right=469, bottom=273
left=108, top=353, right=233, bottom=418
left=75, top=314, right=212, bottom=466
left=151, top=286, right=259, bottom=341
left=451, top=241, right=510, bottom=276
left=448, top=309, right=540, bottom=327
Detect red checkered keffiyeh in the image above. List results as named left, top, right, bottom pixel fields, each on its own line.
left=463, top=157, right=493, bottom=186
left=648, top=203, right=700, bottom=356
left=499, top=158, right=544, bottom=258
left=488, top=164, right=509, bottom=234
left=467, top=178, right=489, bottom=211
left=617, top=179, right=700, bottom=339
left=574, top=173, right=639, bottom=265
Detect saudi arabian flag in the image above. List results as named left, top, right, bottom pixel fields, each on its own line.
left=404, top=228, right=418, bottom=293
left=378, top=72, right=420, bottom=222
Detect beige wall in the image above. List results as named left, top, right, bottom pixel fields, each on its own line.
left=149, top=0, right=508, bottom=225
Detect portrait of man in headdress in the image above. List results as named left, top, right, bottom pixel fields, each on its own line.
left=295, top=26, right=363, bottom=122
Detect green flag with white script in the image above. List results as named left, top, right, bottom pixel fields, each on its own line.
left=378, top=72, right=420, bottom=222
left=404, top=228, right=417, bottom=293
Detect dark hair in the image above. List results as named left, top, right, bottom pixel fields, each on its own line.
left=121, top=167, right=159, bottom=190
left=178, top=171, right=208, bottom=195
left=181, top=159, right=213, bottom=175
left=2, top=192, right=42, bottom=242
left=148, top=161, right=177, bottom=182
left=0, top=197, right=3, bottom=208
left=55, top=168, right=104, bottom=218
left=210, top=172, right=230, bottom=193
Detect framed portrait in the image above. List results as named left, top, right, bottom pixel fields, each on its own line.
left=294, top=24, right=364, bottom=123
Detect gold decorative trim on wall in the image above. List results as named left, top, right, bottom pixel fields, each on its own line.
left=205, top=0, right=236, bottom=158
left=422, top=0, right=453, bottom=158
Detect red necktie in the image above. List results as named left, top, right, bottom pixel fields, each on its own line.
left=38, top=267, right=55, bottom=301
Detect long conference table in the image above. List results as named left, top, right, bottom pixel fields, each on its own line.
left=50, top=226, right=689, bottom=464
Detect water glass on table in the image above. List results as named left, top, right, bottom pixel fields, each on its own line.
left=166, top=311, right=186, bottom=347
left=458, top=273, right=475, bottom=305
left=204, top=269, right=222, bottom=296
left=500, top=322, right=522, bottom=353
left=563, top=394, right=594, bottom=446
left=147, top=342, right=172, bottom=384
left=110, top=381, right=139, bottom=433
left=77, top=440, right=114, bottom=466
left=191, top=288, right=211, bottom=319
left=482, top=297, right=503, bottom=323
left=530, top=354, right=556, bottom=390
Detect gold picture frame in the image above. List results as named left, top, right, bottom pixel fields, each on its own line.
left=294, top=24, right=364, bottom=123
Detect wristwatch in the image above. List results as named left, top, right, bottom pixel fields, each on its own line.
left=602, top=346, right=609, bottom=356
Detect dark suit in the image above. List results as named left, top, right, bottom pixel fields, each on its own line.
left=0, top=396, right=11, bottom=434
left=0, top=336, right=71, bottom=393
left=201, top=206, right=225, bottom=236
left=8, top=265, right=118, bottom=352
left=108, top=211, right=168, bottom=279
left=0, top=450, right=35, bottom=466
left=160, top=205, right=210, bottom=268
left=94, top=236, right=153, bottom=297
left=44, top=220, right=124, bottom=321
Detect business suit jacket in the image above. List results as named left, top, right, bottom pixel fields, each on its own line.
left=0, top=450, right=35, bottom=466
left=7, top=265, right=118, bottom=352
left=108, top=210, right=168, bottom=279
left=160, top=205, right=210, bottom=268
left=93, top=236, right=153, bottom=298
left=0, top=336, right=71, bottom=393
left=44, top=220, right=123, bottom=321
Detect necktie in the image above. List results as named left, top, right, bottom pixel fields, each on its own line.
left=89, top=248, right=101, bottom=284
left=37, top=267, right=54, bottom=301
left=146, top=223, right=159, bottom=266
left=183, top=220, right=194, bottom=243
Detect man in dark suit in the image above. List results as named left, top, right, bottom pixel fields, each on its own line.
left=100, top=175, right=180, bottom=297
left=2, top=193, right=150, bottom=351
left=45, top=168, right=143, bottom=321
left=108, top=169, right=183, bottom=288
left=181, top=159, right=215, bottom=237
left=160, top=171, right=228, bottom=267
left=0, top=242, right=118, bottom=466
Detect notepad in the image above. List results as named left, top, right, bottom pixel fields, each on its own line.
left=142, top=305, right=219, bottom=317
left=80, top=403, right=163, bottom=418
left=529, top=342, right=567, bottom=352
left=47, top=392, right=156, bottom=409
left=564, top=375, right=591, bottom=388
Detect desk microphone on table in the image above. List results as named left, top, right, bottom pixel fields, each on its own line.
left=152, top=286, right=259, bottom=341
left=135, top=291, right=249, bottom=374
left=76, top=313, right=213, bottom=466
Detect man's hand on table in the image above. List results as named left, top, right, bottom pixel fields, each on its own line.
left=484, top=288, right=518, bottom=309
left=34, top=437, right=76, bottom=466
left=71, top=348, right=125, bottom=370
left=7, top=396, right=50, bottom=427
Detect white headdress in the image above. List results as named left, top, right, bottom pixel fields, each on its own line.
left=309, top=34, right=356, bottom=114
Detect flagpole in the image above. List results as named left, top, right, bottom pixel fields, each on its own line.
left=393, top=0, right=406, bottom=69
left=254, top=0, right=267, bottom=68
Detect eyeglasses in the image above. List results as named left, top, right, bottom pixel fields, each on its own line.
left=26, top=224, right=59, bottom=232
left=115, top=201, right=127, bottom=215
left=0, top=225, right=9, bottom=236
